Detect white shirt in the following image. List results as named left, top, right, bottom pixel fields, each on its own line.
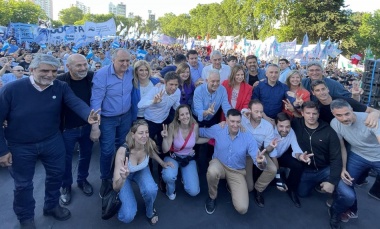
left=201, top=64, right=231, bottom=82
left=138, top=84, right=180, bottom=123
left=29, top=76, right=53, bottom=92
left=270, top=127, right=303, bottom=158
left=137, top=81, right=154, bottom=117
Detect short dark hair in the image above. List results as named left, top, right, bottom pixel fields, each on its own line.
left=227, top=55, right=237, bottom=62
left=246, top=55, right=258, bottom=63
left=275, top=112, right=291, bottom=124
left=186, top=50, right=198, bottom=58
left=310, top=79, right=327, bottom=91
left=330, top=99, right=352, bottom=111
left=279, top=58, right=289, bottom=64
left=227, top=109, right=241, bottom=118
left=248, top=99, right=263, bottom=109
left=174, top=54, right=187, bottom=65
left=301, top=101, right=319, bottom=113
left=164, top=71, right=181, bottom=84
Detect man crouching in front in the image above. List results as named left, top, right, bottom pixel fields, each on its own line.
left=199, top=108, right=266, bottom=214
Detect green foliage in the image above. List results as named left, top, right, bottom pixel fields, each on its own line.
left=58, top=6, right=84, bottom=25
left=0, top=0, right=46, bottom=25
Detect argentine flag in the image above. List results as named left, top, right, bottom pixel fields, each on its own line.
left=137, top=49, right=147, bottom=60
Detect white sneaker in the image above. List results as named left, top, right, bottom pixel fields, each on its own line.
left=166, top=192, right=176, bottom=200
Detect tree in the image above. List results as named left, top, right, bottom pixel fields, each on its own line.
left=58, top=6, right=84, bottom=25
left=0, top=0, right=46, bottom=25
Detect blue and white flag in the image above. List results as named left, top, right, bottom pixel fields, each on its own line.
left=112, top=40, right=120, bottom=49
left=302, top=33, right=309, bottom=47
left=1, top=41, right=9, bottom=51
left=137, top=49, right=147, bottom=60
left=86, top=48, right=93, bottom=59
left=311, top=38, right=321, bottom=58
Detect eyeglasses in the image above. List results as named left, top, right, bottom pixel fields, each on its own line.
left=95, top=66, right=101, bottom=68
left=13, top=69, right=23, bottom=72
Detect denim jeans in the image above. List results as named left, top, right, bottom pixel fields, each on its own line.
left=8, top=132, right=65, bottom=222
left=62, top=124, right=93, bottom=187
left=99, top=110, right=132, bottom=179
left=298, top=166, right=330, bottom=197
left=162, top=156, right=200, bottom=197
left=118, top=166, right=158, bottom=223
left=333, top=151, right=380, bottom=214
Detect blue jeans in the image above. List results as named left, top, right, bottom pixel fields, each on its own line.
left=99, top=110, right=131, bottom=179
left=62, top=124, right=93, bottom=187
left=162, top=156, right=200, bottom=197
left=118, top=166, right=158, bottom=223
left=8, top=132, right=65, bottom=222
left=298, top=167, right=330, bottom=197
left=333, top=151, right=380, bottom=214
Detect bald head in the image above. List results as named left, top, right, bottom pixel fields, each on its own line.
left=67, top=54, right=89, bottom=80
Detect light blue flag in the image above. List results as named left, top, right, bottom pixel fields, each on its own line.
left=1, top=41, right=9, bottom=51
left=137, top=49, right=147, bottom=60
left=112, top=40, right=120, bottom=49
left=302, top=33, right=309, bottom=47
left=86, top=48, right=93, bottom=59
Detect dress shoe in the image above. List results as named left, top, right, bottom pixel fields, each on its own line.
left=287, top=190, right=301, bottom=208
left=78, top=180, right=93, bottom=196
left=20, top=219, right=36, bottom=229
left=253, top=189, right=265, bottom=208
left=99, top=179, right=112, bottom=199
left=59, top=186, right=71, bottom=205
left=43, top=205, right=71, bottom=221
left=328, top=207, right=342, bottom=229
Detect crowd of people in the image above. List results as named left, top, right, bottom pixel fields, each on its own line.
left=0, top=39, right=379, bottom=229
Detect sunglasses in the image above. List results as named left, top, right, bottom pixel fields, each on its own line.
left=95, top=66, right=101, bottom=68
left=13, top=69, right=23, bottom=72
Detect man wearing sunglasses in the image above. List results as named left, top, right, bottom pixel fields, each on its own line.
left=0, top=65, right=28, bottom=85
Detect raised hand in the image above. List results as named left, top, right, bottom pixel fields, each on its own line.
left=298, top=151, right=314, bottom=165
left=269, top=138, right=281, bottom=148
left=341, top=169, right=354, bottom=186
left=218, top=121, right=226, bottom=128
left=88, top=109, right=101, bottom=125
left=161, top=124, right=168, bottom=138
left=205, top=102, right=215, bottom=116
left=120, top=157, right=130, bottom=179
left=293, top=94, right=304, bottom=107
left=256, top=149, right=266, bottom=164
left=153, top=89, right=165, bottom=104
left=283, top=99, right=295, bottom=112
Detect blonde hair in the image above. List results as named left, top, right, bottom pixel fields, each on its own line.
left=176, top=62, right=191, bottom=86
left=133, top=60, right=152, bottom=88
left=285, top=70, right=304, bottom=89
left=126, top=119, right=158, bottom=157
left=228, top=65, right=245, bottom=87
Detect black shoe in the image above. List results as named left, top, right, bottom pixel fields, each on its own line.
left=287, top=190, right=301, bottom=208
left=20, top=219, right=36, bottom=229
left=78, top=180, right=93, bottom=196
left=328, top=207, right=342, bottom=229
left=43, top=205, right=71, bottom=221
left=205, top=197, right=216, bottom=214
left=99, top=179, right=112, bottom=199
left=59, top=186, right=71, bottom=205
left=253, top=189, right=265, bottom=208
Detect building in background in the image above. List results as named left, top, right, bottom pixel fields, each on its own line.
left=31, top=0, right=53, bottom=19
left=109, top=2, right=126, bottom=17
left=74, top=1, right=91, bottom=14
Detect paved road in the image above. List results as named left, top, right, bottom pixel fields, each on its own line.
left=1, top=143, right=379, bottom=229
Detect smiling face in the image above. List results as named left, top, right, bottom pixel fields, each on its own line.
left=289, top=73, right=301, bottom=87
left=179, top=67, right=190, bottom=82
left=332, top=107, right=355, bottom=126
left=165, top=79, right=179, bottom=95
left=312, top=83, right=331, bottom=103
left=226, top=114, right=241, bottom=135
left=276, top=120, right=291, bottom=137
left=266, top=66, right=280, bottom=84
left=307, top=65, right=323, bottom=81
left=132, top=125, right=149, bottom=145
left=30, top=63, right=58, bottom=88
left=206, top=72, right=220, bottom=93
left=67, top=54, right=88, bottom=79
left=234, top=69, right=245, bottom=84
left=113, top=50, right=131, bottom=74
left=178, top=107, right=191, bottom=125
left=137, top=65, right=149, bottom=81
left=211, top=54, right=222, bottom=69
left=246, top=58, right=258, bottom=73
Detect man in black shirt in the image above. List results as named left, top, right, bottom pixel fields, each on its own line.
left=310, top=80, right=379, bottom=127
left=57, top=54, right=95, bottom=205
left=244, top=55, right=265, bottom=89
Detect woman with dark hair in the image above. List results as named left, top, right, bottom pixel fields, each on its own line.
left=221, top=64, right=252, bottom=120
left=113, top=120, right=173, bottom=225
left=176, top=62, right=196, bottom=105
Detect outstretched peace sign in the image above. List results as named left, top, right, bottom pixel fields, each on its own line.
left=205, top=102, right=215, bottom=116
left=298, top=151, right=314, bottom=165
left=293, top=93, right=304, bottom=107
left=161, top=124, right=168, bottom=138
left=120, top=157, right=130, bottom=179
left=153, top=89, right=165, bottom=104
left=256, top=149, right=266, bottom=164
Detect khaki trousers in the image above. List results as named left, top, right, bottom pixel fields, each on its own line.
left=207, top=158, right=249, bottom=214
left=245, top=154, right=277, bottom=192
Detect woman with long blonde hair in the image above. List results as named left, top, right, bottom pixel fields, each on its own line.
left=113, top=120, right=173, bottom=225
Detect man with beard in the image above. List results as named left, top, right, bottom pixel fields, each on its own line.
left=244, top=55, right=265, bottom=89
left=57, top=54, right=95, bottom=205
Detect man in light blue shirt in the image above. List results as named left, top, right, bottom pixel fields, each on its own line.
left=199, top=109, right=266, bottom=215
left=0, top=66, right=28, bottom=85
left=201, top=50, right=231, bottom=82
left=90, top=48, right=133, bottom=198
left=192, top=69, right=231, bottom=126
left=186, top=50, right=204, bottom=84
left=279, top=58, right=292, bottom=83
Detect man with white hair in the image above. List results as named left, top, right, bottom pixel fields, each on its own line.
left=201, top=50, right=231, bottom=82
left=0, top=64, right=28, bottom=85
